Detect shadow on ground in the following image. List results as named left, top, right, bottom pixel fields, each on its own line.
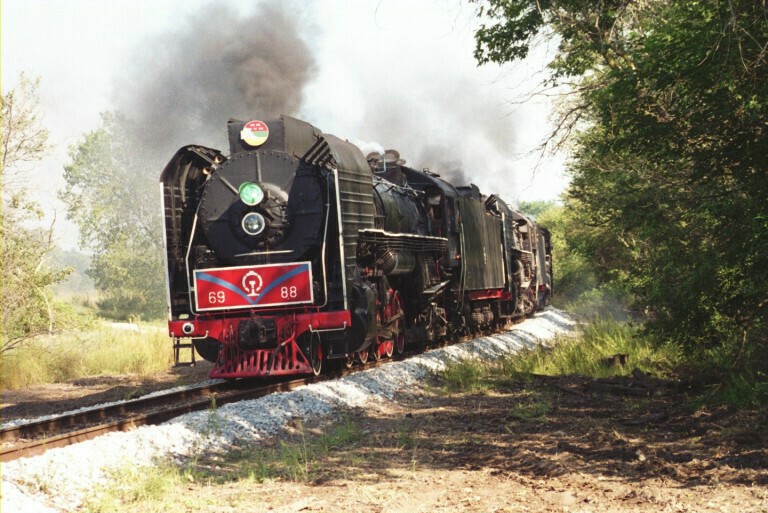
left=1, top=362, right=212, bottom=422
left=189, top=374, right=767, bottom=490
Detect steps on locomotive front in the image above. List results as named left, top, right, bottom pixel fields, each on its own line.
left=172, top=338, right=197, bottom=367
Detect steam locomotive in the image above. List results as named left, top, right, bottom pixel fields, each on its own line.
left=160, top=116, right=552, bottom=379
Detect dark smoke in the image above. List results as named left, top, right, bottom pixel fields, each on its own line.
left=116, top=1, right=316, bottom=166
left=415, top=145, right=469, bottom=186
left=356, top=74, right=517, bottom=194
left=293, top=0, right=532, bottom=200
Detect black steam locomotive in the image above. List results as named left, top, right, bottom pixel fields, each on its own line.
left=160, top=116, right=552, bottom=378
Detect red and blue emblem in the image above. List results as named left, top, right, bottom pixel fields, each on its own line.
left=194, top=262, right=313, bottom=311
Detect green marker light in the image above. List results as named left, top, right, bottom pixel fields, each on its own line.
left=238, top=182, right=264, bottom=206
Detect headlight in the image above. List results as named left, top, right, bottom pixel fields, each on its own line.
left=241, top=212, right=266, bottom=236
left=238, top=182, right=264, bottom=206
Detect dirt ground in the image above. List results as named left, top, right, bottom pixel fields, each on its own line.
left=3, top=367, right=767, bottom=512
left=192, top=376, right=767, bottom=513
left=0, top=362, right=213, bottom=422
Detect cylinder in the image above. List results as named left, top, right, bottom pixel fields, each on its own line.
left=377, top=249, right=416, bottom=275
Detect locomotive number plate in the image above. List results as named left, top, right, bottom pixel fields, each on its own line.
left=194, top=262, right=314, bottom=312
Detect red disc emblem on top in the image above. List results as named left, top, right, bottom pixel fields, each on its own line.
left=240, top=120, right=269, bottom=147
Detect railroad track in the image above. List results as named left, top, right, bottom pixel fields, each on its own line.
left=0, top=356, right=401, bottom=462
left=0, top=316, right=528, bottom=463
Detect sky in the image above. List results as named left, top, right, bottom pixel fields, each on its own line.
left=2, top=0, right=568, bottom=251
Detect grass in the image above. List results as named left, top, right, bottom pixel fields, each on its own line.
left=180, top=418, right=363, bottom=485
left=83, top=464, right=185, bottom=513
left=0, top=322, right=172, bottom=390
left=710, top=373, right=768, bottom=408
left=439, top=358, right=490, bottom=393
left=507, top=394, right=552, bottom=422
left=439, top=316, right=768, bottom=409
left=680, top=341, right=768, bottom=408
left=439, top=317, right=682, bottom=392
left=508, top=317, right=681, bottom=379
left=82, top=419, right=365, bottom=512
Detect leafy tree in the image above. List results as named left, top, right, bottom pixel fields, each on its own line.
left=475, top=0, right=649, bottom=76
left=50, top=247, right=96, bottom=297
left=1, top=212, right=72, bottom=351
left=1, top=74, right=50, bottom=187
left=474, top=0, right=654, bottom=150
left=61, top=113, right=166, bottom=320
left=475, top=0, right=768, bottom=370
left=573, top=1, right=767, bottom=356
left=517, top=200, right=557, bottom=219
left=519, top=201, right=632, bottom=317
left=1, top=74, right=72, bottom=351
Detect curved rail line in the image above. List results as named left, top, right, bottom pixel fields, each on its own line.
left=0, top=315, right=531, bottom=463
left=0, top=356, right=401, bottom=462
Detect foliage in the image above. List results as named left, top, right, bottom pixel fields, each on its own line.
left=474, top=0, right=656, bottom=81
left=1, top=74, right=50, bottom=181
left=682, top=338, right=768, bottom=408
left=50, top=247, right=96, bottom=297
left=61, top=113, right=166, bottom=320
left=1, top=74, right=73, bottom=352
left=518, top=201, right=633, bottom=317
left=439, top=318, right=680, bottom=391
left=1, top=219, right=73, bottom=352
left=474, top=1, right=768, bottom=376
left=529, top=202, right=598, bottom=299
left=517, top=200, right=557, bottom=219
left=1, top=323, right=170, bottom=390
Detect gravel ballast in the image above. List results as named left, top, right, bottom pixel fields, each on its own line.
left=1, top=308, right=577, bottom=513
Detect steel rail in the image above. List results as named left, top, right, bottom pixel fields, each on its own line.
left=1, top=381, right=232, bottom=444
left=0, top=356, right=400, bottom=462
left=0, top=317, right=524, bottom=463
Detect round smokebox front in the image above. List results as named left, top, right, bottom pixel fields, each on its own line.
left=198, top=151, right=295, bottom=263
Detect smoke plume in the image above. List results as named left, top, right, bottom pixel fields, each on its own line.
left=299, top=1, right=529, bottom=201
left=116, top=1, right=316, bottom=165
left=414, top=145, right=469, bottom=186
left=357, top=75, right=517, bottom=194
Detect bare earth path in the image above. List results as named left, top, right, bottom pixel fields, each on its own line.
left=0, top=363, right=212, bottom=423
left=168, top=375, right=767, bottom=513
left=2, top=364, right=766, bottom=512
